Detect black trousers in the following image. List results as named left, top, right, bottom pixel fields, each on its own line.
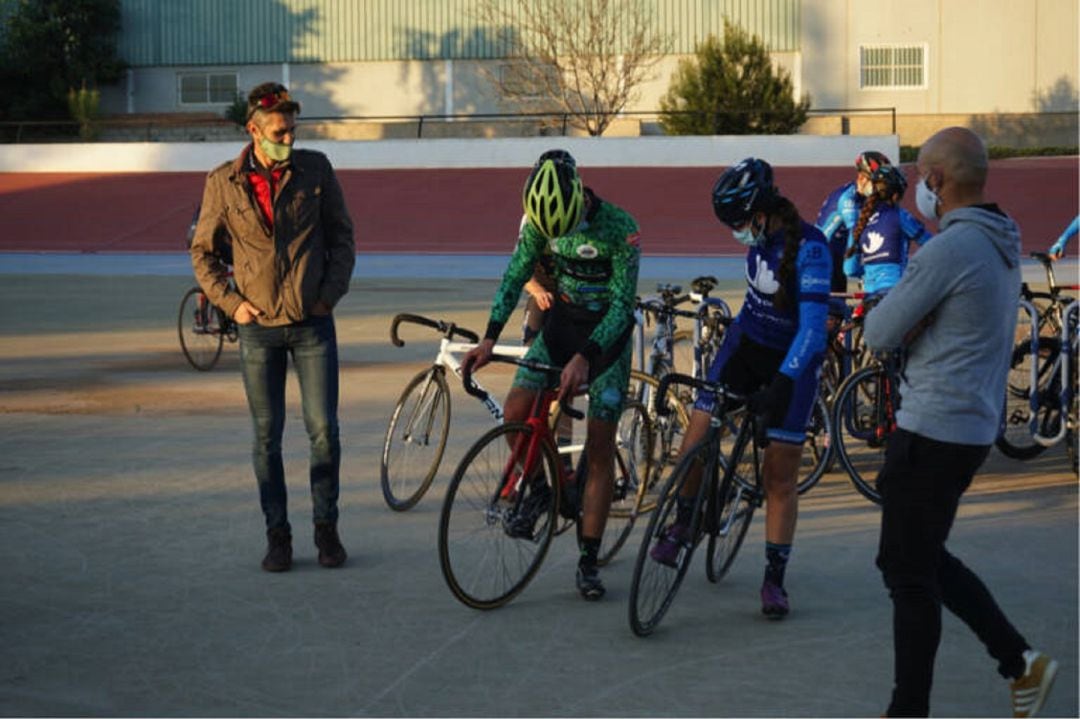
left=876, top=428, right=1029, bottom=717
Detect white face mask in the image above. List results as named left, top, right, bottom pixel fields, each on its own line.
left=733, top=216, right=765, bottom=247
left=915, top=177, right=940, bottom=221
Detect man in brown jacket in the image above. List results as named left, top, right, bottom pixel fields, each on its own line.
left=190, top=82, right=355, bottom=572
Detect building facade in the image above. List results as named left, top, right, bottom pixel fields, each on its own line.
left=100, top=0, right=1078, bottom=145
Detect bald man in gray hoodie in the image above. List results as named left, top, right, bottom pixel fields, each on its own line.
left=864, top=127, right=1057, bottom=718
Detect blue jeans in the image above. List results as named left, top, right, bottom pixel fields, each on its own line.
left=238, top=314, right=341, bottom=532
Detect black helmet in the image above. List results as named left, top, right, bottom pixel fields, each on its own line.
left=711, top=158, right=776, bottom=227
left=872, top=164, right=908, bottom=201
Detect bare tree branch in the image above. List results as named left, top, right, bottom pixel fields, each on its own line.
left=474, top=0, right=670, bottom=135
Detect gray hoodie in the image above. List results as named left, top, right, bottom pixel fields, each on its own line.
left=863, top=205, right=1021, bottom=445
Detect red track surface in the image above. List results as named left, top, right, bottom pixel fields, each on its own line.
left=1, top=157, right=1076, bottom=256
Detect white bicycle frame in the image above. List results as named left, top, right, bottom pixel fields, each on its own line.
left=432, top=337, right=585, bottom=455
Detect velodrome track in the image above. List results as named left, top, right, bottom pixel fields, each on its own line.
left=0, top=156, right=1076, bottom=256
left=0, top=145, right=1076, bottom=716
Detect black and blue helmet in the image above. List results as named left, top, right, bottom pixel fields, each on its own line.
left=871, top=164, right=908, bottom=201
left=711, top=158, right=777, bottom=227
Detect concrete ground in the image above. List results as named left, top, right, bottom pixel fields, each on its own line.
left=0, top=271, right=1075, bottom=717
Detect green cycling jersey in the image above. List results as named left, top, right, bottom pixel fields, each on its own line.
left=484, top=190, right=641, bottom=363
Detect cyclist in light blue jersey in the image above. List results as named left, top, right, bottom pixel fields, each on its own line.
left=1048, top=214, right=1078, bottom=260
left=649, top=158, right=832, bottom=619
left=844, top=164, right=932, bottom=297
left=816, top=152, right=889, bottom=298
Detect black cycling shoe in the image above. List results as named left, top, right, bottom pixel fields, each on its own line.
left=504, top=481, right=552, bottom=540
left=576, top=563, right=606, bottom=601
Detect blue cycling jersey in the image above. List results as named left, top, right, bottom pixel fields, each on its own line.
left=815, top=182, right=860, bottom=292
left=843, top=203, right=932, bottom=295
left=737, top=220, right=832, bottom=380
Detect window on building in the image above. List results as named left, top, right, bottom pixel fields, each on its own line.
left=859, top=45, right=927, bottom=89
left=178, top=73, right=238, bottom=105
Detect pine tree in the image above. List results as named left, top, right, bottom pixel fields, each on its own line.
left=660, top=21, right=810, bottom=135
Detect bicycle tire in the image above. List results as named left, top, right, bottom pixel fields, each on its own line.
left=705, top=428, right=758, bottom=583
left=670, top=329, right=695, bottom=384
left=628, top=370, right=690, bottom=492
left=995, top=338, right=1060, bottom=460
left=628, top=436, right=713, bottom=637
left=178, top=287, right=224, bottom=371
left=380, top=366, right=451, bottom=511
left=438, top=422, right=559, bottom=610
left=797, top=392, right=834, bottom=495
left=597, top=400, right=653, bottom=566
left=832, top=364, right=891, bottom=504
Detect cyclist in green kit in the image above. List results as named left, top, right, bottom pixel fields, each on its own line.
left=463, top=149, right=641, bottom=600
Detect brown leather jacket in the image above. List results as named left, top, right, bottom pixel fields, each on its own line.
left=190, top=144, right=355, bottom=326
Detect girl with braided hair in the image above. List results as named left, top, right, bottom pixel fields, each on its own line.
left=844, top=164, right=933, bottom=299
left=648, top=157, right=832, bottom=618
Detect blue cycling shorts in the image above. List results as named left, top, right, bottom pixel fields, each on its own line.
left=694, top=323, right=823, bottom=445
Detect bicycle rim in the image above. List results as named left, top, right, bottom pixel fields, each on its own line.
left=598, top=401, right=653, bottom=566
left=628, top=437, right=712, bottom=637
left=832, top=365, right=888, bottom=504
left=438, top=422, right=558, bottom=610
left=628, top=370, right=690, bottom=494
left=381, top=367, right=451, bottom=511
left=797, top=392, right=834, bottom=495
left=178, top=287, right=224, bottom=371
left=706, top=432, right=758, bottom=583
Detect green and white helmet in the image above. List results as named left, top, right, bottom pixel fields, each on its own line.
left=522, top=150, right=584, bottom=239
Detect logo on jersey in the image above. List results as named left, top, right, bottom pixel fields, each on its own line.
left=576, top=243, right=599, bottom=259
left=747, top=254, right=780, bottom=295
left=863, top=229, right=886, bottom=254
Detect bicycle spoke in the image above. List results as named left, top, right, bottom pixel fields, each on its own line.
left=439, top=423, right=557, bottom=610
left=381, top=369, right=450, bottom=511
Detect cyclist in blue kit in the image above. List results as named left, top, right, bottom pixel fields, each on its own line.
left=844, top=164, right=932, bottom=297
left=816, top=152, right=888, bottom=296
left=816, top=152, right=930, bottom=317
left=649, top=158, right=832, bottom=618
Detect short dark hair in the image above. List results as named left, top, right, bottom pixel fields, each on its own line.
left=246, top=82, right=301, bottom=122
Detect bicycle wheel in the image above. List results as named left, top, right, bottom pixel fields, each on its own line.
left=598, top=400, right=653, bottom=566
left=832, top=364, right=891, bottom=504
left=706, top=428, right=759, bottom=583
left=178, top=287, right=224, bottom=371
left=797, top=392, right=834, bottom=494
left=628, top=436, right=713, bottom=637
left=380, top=366, right=451, bottom=511
left=995, top=338, right=1060, bottom=460
left=438, top=422, right=559, bottom=610
left=627, top=370, right=690, bottom=492
left=670, top=329, right=695, bottom=382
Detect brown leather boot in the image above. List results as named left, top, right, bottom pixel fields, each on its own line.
left=314, top=522, right=347, bottom=568
left=261, top=527, right=292, bottom=572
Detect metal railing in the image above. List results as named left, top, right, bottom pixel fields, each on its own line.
left=0, top=106, right=896, bottom=143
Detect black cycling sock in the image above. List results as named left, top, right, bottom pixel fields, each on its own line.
left=765, top=542, right=792, bottom=586
left=579, top=536, right=601, bottom=568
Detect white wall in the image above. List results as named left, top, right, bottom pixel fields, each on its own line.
left=801, top=0, right=1079, bottom=114
left=0, top=135, right=899, bottom=173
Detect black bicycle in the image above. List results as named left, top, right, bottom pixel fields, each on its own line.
left=627, top=372, right=764, bottom=637
left=178, top=280, right=238, bottom=371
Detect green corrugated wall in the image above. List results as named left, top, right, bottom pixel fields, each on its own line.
left=118, top=0, right=800, bottom=67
